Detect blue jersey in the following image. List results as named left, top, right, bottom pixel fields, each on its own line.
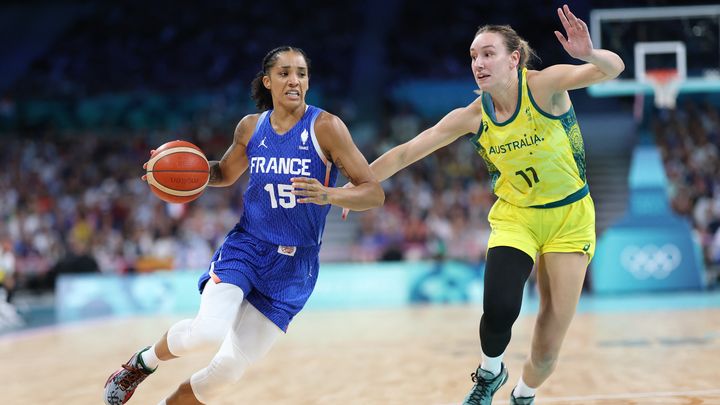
left=240, top=105, right=338, bottom=247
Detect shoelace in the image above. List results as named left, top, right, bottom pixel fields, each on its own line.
left=116, top=364, right=148, bottom=391
left=467, top=371, right=492, bottom=401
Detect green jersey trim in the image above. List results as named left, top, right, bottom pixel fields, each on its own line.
left=530, top=183, right=589, bottom=208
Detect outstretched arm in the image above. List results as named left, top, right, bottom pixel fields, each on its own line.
left=338, top=100, right=482, bottom=219
left=370, top=99, right=484, bottom=182
left=536, top=4, right=624, bottom=92
left=291, top=112, right=384, bottom=211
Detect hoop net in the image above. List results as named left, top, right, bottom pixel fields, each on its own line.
left=646, top=68, right=681, bottom=109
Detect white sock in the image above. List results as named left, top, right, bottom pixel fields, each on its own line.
left=480, top=352, right=503, bottom=376
left=140, top=345, right=160, bottom=370
left=513, top=376, right=537, bottom=398
left=157, top=400, right=166, bottom=405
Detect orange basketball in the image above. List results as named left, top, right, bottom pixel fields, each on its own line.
left=145, top=140, right=210, bottom=204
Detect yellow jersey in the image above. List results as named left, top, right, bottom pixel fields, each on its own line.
left=470, top=68, right=588, bottom=208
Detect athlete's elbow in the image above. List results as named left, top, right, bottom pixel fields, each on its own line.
left=606, top=57, right=625, bottom=80
left=372, top=183, right=385, bottom=208
left=357, top=181, right=385, bottom=211
left=207, top=162, right=233, bottom=187
left=615, top=58, right=626, bottom=77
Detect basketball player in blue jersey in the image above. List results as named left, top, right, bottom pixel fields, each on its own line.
left=104, top=46, right=384, bottom=405
left=344, top=5, right=623, bottom=404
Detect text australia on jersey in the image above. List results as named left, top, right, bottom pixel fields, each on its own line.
left=488, top=134, right=544, bottom=155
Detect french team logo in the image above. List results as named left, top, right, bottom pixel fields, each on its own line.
left=299, top=129, right=309, bottom=150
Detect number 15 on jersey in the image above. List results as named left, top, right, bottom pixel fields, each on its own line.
left=264, top=183, right=296, bottom=208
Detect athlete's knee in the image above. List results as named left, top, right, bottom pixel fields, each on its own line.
left=166, top=319, right=193, bottom=356
left=482, top=298, right=523, bottom=331
left=171, top=281, right=244, bottom=357
left=482, top=246, right=533, bottom=331
left=479, top=314, right=512, bottom=356
left=210, top=351, right=250, bottom=384
left=191, top=316, right=231, bottom=346
left=482, top=281, right=525, bottom=332
left=167, top=316, right=229, bottom=356
left=190, top=351, right=251, bottom=402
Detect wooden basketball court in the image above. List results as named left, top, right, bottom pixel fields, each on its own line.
left=2, top=305, right=719, bottom=404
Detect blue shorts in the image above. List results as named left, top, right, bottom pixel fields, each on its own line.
left=198, top=226, right=321, bottom=332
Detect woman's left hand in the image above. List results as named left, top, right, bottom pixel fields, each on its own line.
left=292, top=177, right=332, bottom=205
left=554, top=4, right=593, bottom=61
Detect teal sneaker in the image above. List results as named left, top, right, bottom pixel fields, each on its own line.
left=103, top=346, right=156, bottom=405
left=462, top=363, right=508, bottom=405
left=510, top=390, right=535, bottom=404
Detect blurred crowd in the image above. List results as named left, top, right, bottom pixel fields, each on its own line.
left=2, top=0, right=720, bottom=301
left=0, top=99, right=495, bottom=296
left=3, top=96, right=719, bottom=297
left=0, top=0, right=506, bottom=293
left=653, top=99, right=720, bottom=284
left=349, top=104, right=494, bottom=263
left=0, top=130, right=241, bottom=292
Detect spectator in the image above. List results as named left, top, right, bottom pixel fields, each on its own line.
left=48, top=236, right=100, bottom=288
left=0, top=238, right=23, bottom=328
left=654, top=98, right=720, bottom=287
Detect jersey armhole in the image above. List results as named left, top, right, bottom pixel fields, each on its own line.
left=246, top=111, right=270, bottom=149
left=309, top=111, right=328, bottom=165
left=526, top=77, right=573, bottom=120
left=254, top=111, right=269, bottom=133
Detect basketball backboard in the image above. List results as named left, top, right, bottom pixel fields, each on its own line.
left=588, top=5, right=720, bottom=100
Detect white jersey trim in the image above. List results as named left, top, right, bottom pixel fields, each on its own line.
left=252, top=111, right=270, bottom=144
left=309, top=111, right=328, bottom=165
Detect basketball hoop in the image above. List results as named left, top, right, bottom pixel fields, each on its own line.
left=645, top=68, right=681, bottom=109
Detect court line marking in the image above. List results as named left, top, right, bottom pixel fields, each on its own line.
left=438, top=388, right=720, bottom=404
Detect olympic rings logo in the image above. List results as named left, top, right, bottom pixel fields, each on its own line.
left=620, top=244, right=682, bottom=280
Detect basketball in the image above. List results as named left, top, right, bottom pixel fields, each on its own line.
left=145, top=140, right=210, bottom=204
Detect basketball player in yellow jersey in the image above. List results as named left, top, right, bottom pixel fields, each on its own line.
left=346, top=5, right=624, bottom=404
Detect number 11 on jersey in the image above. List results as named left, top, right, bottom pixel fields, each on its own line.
left=515, top=166, right=540, bottom=187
